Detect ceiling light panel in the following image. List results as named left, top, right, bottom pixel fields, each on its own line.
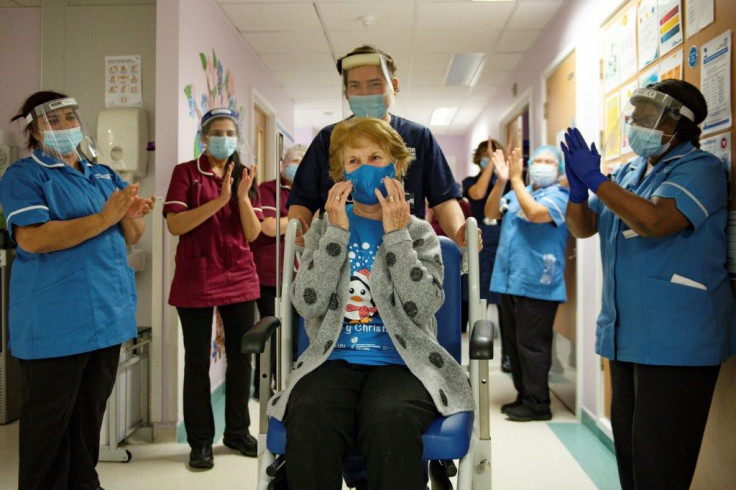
left=445, top=53, right=486, bottom=86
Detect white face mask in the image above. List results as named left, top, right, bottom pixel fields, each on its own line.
left=529, top=165, right=558, bottom=188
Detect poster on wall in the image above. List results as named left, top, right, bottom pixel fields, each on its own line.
left=619, top=6, right=638, bottom=80
left=105, top=55, right=142, bottom=108
left=701, top=132, right=732, bottom=196
left=685, top=0, right=714, bottom=39
left=700, top=31, right=732, bottom=135
left=604, top=93, right=621, bottom=160
left=639, top=64, right=660, bottom=87
left=657, top=0, right=683, bottom=55
left=638, top=0, right=660, bottom=69
left=604, top=23, right=620, bottom=91
left=619, top=80, right=639, bottom=155
left=659, top=49, right=683, bottom=80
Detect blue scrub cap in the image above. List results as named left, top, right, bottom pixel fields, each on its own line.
left=528, top=144, right=564, bottom=174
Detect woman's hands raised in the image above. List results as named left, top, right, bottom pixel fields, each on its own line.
left=376, top=178, right=410, bottom=233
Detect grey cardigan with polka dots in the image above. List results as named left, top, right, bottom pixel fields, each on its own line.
left=267, top=214, right=475, bottom=421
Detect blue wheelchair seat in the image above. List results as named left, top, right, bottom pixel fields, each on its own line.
left=266, top=236, right=473, bottom=461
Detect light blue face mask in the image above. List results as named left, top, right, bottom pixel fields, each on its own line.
left=626, top=125, right=671, bottom=158
left=348, top=94, right=388, bottom=119
left=479, top=156, right=490, bottom=169
left=43, top=127, right=84, bottom=155
left=529, top=164, right=558, bottom=188
left=207, top=136, right=238, bottom=160
left=282, top=163, right=299, bottom=183
left=343, top=163, right=396, bottom=205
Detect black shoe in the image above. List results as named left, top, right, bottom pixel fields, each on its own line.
left=223, top=433, right=258, bottom=457
left=505, top=404, right=552, bottom=422
left=500, top=399, right=522, bottom=414
left=189, top=444, right=214, bottom=469
left=501, top=355, right=512, bottom=373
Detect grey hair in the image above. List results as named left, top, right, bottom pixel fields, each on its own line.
left=283, top=144, right=307, bottom=161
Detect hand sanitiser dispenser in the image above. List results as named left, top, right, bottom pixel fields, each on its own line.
left=96, top=108, right=149, bottom=178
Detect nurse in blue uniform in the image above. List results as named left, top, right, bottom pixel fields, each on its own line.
left=486, top=145, right=569, bottom=422
left=0, top=91, right=153, bottom=490
left=563, top=79, right=735, bottom=490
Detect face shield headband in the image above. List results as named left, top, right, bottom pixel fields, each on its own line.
left=26, top=97, right=98, bottom=161
left=623, top=88, right=695, bottom=130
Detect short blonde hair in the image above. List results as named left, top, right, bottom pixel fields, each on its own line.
left=328, top=117, right=413, bottom=183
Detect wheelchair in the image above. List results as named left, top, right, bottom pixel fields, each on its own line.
left=242, top=217, right=493, bottom=489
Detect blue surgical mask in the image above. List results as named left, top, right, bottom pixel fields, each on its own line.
left=282, top=163, right=298, bottom=183
left=207, top=136, right=238, bottom=160
left=43, top=127, right=84, bottom=155
left=529, top=165, right=558, bottom=188
left=348, top=94, right=388, bottom=119
left=479, top=156, right=490, bottom=169
left=626, top=125, right=671, bottom=158
left=343, top=163, right=396, bottom=205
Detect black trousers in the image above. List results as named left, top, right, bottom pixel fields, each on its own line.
left=284, top=361, right=438, bottom=490
left=609, top=360, right=720, bottom=490
left=18, top=344, right=121, bottom=490
left=177, top=301, right=257, bottom=447
left=499, top=293, right=558, bottom=411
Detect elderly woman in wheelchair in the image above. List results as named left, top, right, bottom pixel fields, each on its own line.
left=265, top=117, right=475, bottom=489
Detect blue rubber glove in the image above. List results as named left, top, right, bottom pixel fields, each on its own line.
left=562, top=128, right=607, bottom=193
left=562, top=155, right=589, bottom=203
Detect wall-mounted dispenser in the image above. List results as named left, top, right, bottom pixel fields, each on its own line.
left=96, top=108, right=149, bottom=178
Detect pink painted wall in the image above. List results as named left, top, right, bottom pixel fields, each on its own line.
left=0, top=9, right=41, bottom=151
left=156, top=0, right=296, bottom=422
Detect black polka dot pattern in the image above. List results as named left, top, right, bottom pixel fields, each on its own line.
left=303, top=288, right=317, bottom=305
left=328, top=293, right=339, bottom=310
left=386, top=252, right=396, bottom=266
left=429, top=352, right=444, bottom=368
left=389, top=293, right=396, bottom=306
left=434, top=254, right=442, bottom=265
left=297, top=361, right=303, bottom=369
left=323, top=340, right=333, bottom=354
left=403, top=301, right=418, bottom=318
left=410, top=267, right=424, bottom=282
left=307, top=260, right=314, bottom=271
left=413, top=238, right=425, bottom=248
left=272, top=395, right=281, bottom=406
left=439, top=390, right=448, bottom=406
left=326, top=243, right=341, bottom=256
left=395, top=334, right=407, bottom=349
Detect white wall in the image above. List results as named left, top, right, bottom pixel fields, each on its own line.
left=0, top=9, right=41, bottom=151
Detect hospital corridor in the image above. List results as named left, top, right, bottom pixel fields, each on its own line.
left=0, top=0, right=735, bottom=489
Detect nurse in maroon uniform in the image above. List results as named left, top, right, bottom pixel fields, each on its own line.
left=163, top=108, right=262, bottom=469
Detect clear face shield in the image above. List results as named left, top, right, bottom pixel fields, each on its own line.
left=26, top=97, right=98, bottom=162
left=621, top=88, right=693, bottom=158
left=339, top=53, right=396, bottom=120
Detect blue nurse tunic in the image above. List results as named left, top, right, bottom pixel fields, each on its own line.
left=0, top=150, right=137, bottom=360
left=490, top=183, right=570, bottom=302
left=590, top=142, right=735, bottom=365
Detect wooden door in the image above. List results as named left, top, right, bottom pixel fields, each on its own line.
left=545, top=50, right=577, bottom=412
left=254, top=105, right=268, bottom=186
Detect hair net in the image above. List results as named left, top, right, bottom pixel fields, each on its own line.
left=528, top=144, right=564, bottom=174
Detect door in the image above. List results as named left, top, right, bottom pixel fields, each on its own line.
left=545, top=50, right=577, bottom=412
left=254, top=104, right=268, bottom=186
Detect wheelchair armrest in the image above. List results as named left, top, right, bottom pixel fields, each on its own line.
left=241, top=316, right=281, bottom=354
left=469, top=319, right=494, bottom=360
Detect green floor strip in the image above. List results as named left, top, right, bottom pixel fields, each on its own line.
left=548, top=422, right=621, bottom=490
